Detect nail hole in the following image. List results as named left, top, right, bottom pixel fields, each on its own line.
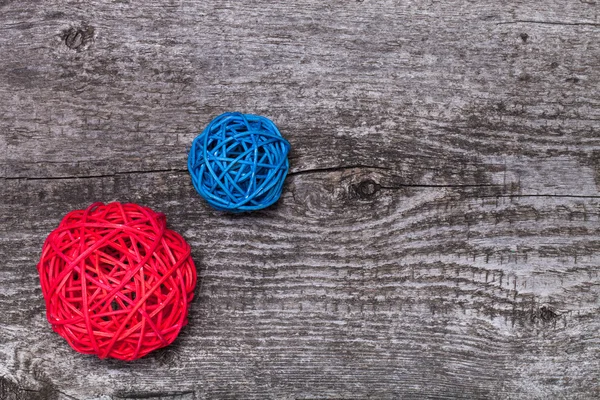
left=520, top=33, right=529, bottom=43
left=566, top=77, right=580, bottom=84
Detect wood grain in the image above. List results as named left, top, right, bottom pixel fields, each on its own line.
left=1, top=0, right=599, bottom=399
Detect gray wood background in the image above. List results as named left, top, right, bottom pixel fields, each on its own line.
left=1, top=0, right=599, bottom=399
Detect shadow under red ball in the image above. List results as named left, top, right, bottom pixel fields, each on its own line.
left=37, top=202, right=197, bottom=361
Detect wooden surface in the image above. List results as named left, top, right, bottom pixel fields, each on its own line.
left=1, top=0, right=600, bottom=399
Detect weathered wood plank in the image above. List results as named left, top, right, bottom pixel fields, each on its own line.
left=1, top=0, right=599, bottom=399
left=2, top=172, right=599, bottom=399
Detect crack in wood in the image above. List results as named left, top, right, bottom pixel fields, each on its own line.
left=482, top=194, right=600, bottom=199
left=2, top=168, right=189, bottom=181
left=497, top=19, right=600, bottom=26
left=112, top=390, right=195, bottom=400
left=288, top=164, right=392, bottom=176
left=380, top=183, right=502, bottom=189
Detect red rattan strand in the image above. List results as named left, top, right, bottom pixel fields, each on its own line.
left=37, top=202, right=197, bottom=361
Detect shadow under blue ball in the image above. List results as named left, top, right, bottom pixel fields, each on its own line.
left=188, top=112, right=291, bottom=212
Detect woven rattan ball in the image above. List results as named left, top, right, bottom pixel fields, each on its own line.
left=188, top=112, right=291, bottom=212
left=37, top=202, right=197, bottom=361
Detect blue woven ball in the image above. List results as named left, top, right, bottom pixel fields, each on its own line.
left=188, top=112, right=291, bottom=212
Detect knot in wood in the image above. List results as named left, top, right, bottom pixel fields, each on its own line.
left=354, top=179, right=379, bottom=199
left=63, top=25, right=95, bottom=51
left=539, top=304, right=559, bottom=322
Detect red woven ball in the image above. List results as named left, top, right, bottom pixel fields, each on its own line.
left=37, top=202, right=197, bottom=361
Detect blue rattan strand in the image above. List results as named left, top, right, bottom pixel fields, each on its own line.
left=188, top=112, right=291, bottom=212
